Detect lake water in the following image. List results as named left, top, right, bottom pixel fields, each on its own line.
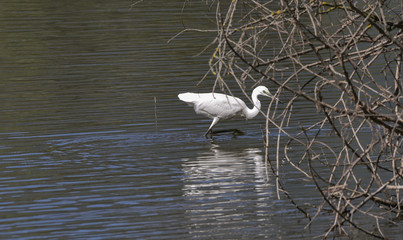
left=0, top=1, right=401, bottom=239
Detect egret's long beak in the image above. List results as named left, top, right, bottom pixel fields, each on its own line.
left=264, top=90, right=281, bottom=103
left=263, top=90, right=271, bottom=97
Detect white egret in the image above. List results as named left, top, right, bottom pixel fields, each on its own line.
left=178, top=86, right=275, bottom=136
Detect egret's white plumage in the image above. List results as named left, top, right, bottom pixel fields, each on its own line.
left=178, top=86, right=274, bottom=136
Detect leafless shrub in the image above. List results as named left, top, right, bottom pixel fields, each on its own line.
left=177, top=0, right=403, bottom=238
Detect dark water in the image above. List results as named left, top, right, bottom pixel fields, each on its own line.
left=0, top=1, right=401, bottom=239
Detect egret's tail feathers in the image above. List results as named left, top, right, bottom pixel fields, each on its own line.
left=178, top=93, right=197, bottom=103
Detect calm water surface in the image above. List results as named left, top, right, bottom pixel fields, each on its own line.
left=0, top=1, right=401, bottom=239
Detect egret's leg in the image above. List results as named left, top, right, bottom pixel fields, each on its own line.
left=205, top=117, right=219, bottom=137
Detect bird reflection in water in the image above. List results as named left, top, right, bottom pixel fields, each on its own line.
left=181, top=144, right=274, bottom=238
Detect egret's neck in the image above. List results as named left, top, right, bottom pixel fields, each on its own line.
left=244, top=93, right=261, bottom=119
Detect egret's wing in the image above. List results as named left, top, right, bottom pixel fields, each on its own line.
left=194, top=93, right=246, bottom=119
